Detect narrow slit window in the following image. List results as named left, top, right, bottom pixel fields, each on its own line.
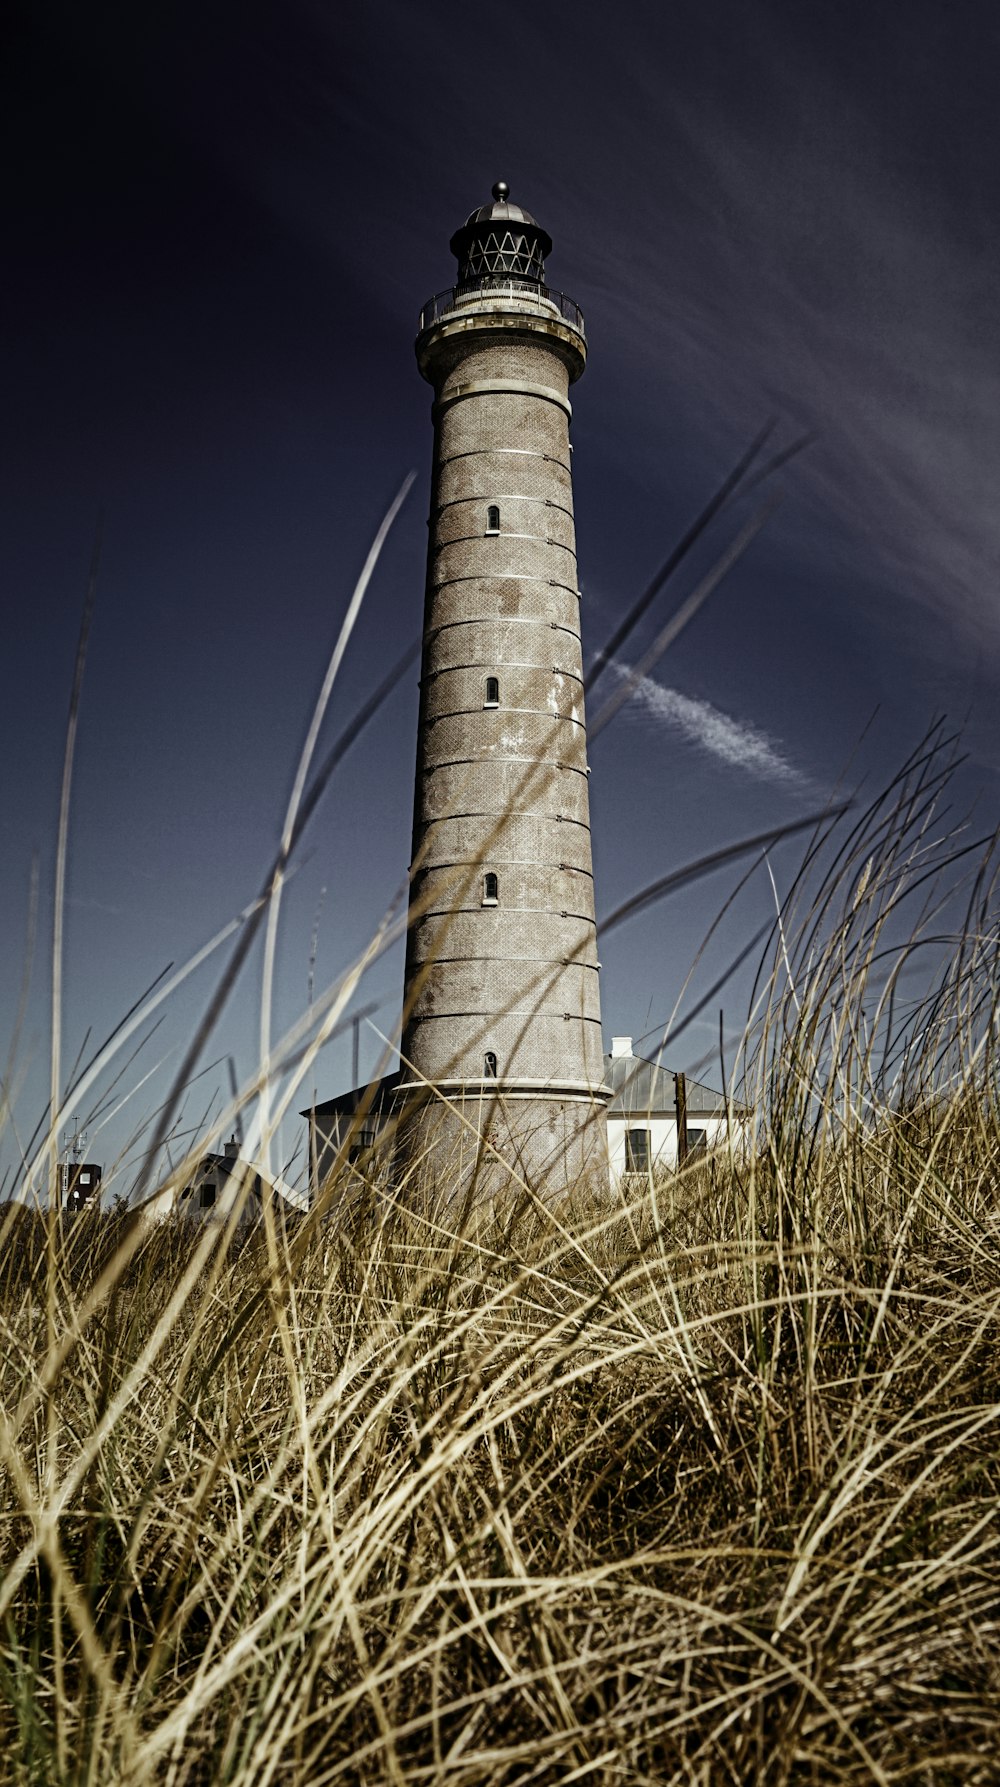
left=484, top=675, right=499, bottom=707
left=484, top=1051, right=498, bottom=1078
left=486, top=504, right=501, bottom=534
left=482, top=871, right=499, bottom=905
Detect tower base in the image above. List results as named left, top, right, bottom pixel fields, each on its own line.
left=393, top=1083, right=609, bottom=1208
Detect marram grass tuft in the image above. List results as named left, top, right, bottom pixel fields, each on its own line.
left=2, top=727, right=1000, bottom=1784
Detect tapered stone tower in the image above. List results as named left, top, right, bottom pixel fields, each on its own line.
left=396, top=184, right=608, bottom=1196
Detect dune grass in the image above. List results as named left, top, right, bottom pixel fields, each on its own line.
left=3, top=444, right=997, bottom=1781
left=1, top=722, right=999, bottom=1785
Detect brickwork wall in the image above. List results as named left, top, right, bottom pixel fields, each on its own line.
left=399, top=293, right=607, bottom=1192
left=398, top=1089, right=609, bottom=1203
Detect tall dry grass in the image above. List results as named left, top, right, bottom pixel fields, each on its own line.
left=2, top=722, right=999, bottom=1785
left=4, top=440, right=998, bottom=1780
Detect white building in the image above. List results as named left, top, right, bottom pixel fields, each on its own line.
left=604, top=1037, right=740, bottom=1181
left=145, top=1136, right=309, bottom=1226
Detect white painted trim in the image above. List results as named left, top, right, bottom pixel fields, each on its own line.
left=435, top=379, right=572, bottom=419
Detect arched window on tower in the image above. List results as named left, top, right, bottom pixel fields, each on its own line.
left=484, top=676, right=500, bottom=707
left=486, top=504, right=501, bottom=534
left=482, top=871, right=499, bottom=905
left=484, top=1051, right=498, bottom=1078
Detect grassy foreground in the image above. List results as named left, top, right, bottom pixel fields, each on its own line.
left=2, top=1139, right=999, bottom=1785
left=2, top=742, right=1000, bottom=1784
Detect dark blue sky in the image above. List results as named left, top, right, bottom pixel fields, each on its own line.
left=4, top=0, right=998, bottom=1195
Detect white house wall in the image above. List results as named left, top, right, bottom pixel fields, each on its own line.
left=606, top=1115, right=732, bottom=1180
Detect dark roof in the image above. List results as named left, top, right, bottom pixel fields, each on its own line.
left=462, top=184, right=540, bottom=228
left=304, top=1069, right=402, bottom=1120
left=604, top=1051, right=730, bottom=1118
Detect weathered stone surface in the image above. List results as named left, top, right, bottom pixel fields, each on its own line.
left=398, top=231, right=608, bottom=1199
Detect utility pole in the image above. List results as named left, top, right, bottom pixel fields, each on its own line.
left=675, top=1072, right=688, bottom=1169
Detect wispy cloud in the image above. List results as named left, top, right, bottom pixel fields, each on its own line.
left=241, top=2, right=1000, bottom=677
left=586, top=18, right=1000, bottom=669
left=612, top=663, right=808, bottom=788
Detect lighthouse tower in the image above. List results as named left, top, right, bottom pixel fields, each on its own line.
left=396, top=184, right=608, bottom=1196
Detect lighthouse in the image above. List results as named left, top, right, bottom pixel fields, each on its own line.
left=395, top=183, right=609, bottom=1197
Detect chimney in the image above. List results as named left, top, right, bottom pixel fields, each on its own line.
left=224, top=1135, right=240, bottom=1160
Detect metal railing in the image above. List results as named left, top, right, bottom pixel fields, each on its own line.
left=418, top=283, right=585, bottom=335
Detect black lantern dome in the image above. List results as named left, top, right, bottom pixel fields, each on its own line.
left=449, top=182, right=553, bottom=290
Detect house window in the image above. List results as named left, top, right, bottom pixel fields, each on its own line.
left=484, top=676, right=500, bottom=707
left=482, top=872, right=499, bottom=905
left=688, top=1127, right=707, bottom=1158
left=200, top=1182, right=217, bottom=1208
left=484, top=1051, right=498, bottom=1077
left=624, top=1128, right=650, bottom=1172
left=486, top=504, right=500, bottom=534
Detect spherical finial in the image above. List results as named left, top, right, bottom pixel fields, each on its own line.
left=492, top=180, right=510, bottom=203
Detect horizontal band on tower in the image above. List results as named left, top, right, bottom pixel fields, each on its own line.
left=429, top=573, right=579, bottom=597
left=421, top=753, right=590, bottom=778
left=433, top=536, right=575, bottom=564
left=420, top=660, right=583, bottom=685
left=409, top=904, right=597, bottom=924
left=424, top=616, right=581, bottom=642
left=407, top=951, right=599, bottom=967
left=434, top=378, right=572, bottom=418
left=435, top=525, right=578, bottom=553
left=409, top=926, right=597, bottom=947
left=394, top=1078, right=611, bottom=1102
left=412, top=857, right=593, bottom=878
left=437, top=446, right=571, bottom=473
left=422, top=807, right=593, bottom=831
left=433, top=493, right=575, bottom=520
left=405, top=1010, right=604, bottom=1027
left=426, top=706, right=584, bottom=728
